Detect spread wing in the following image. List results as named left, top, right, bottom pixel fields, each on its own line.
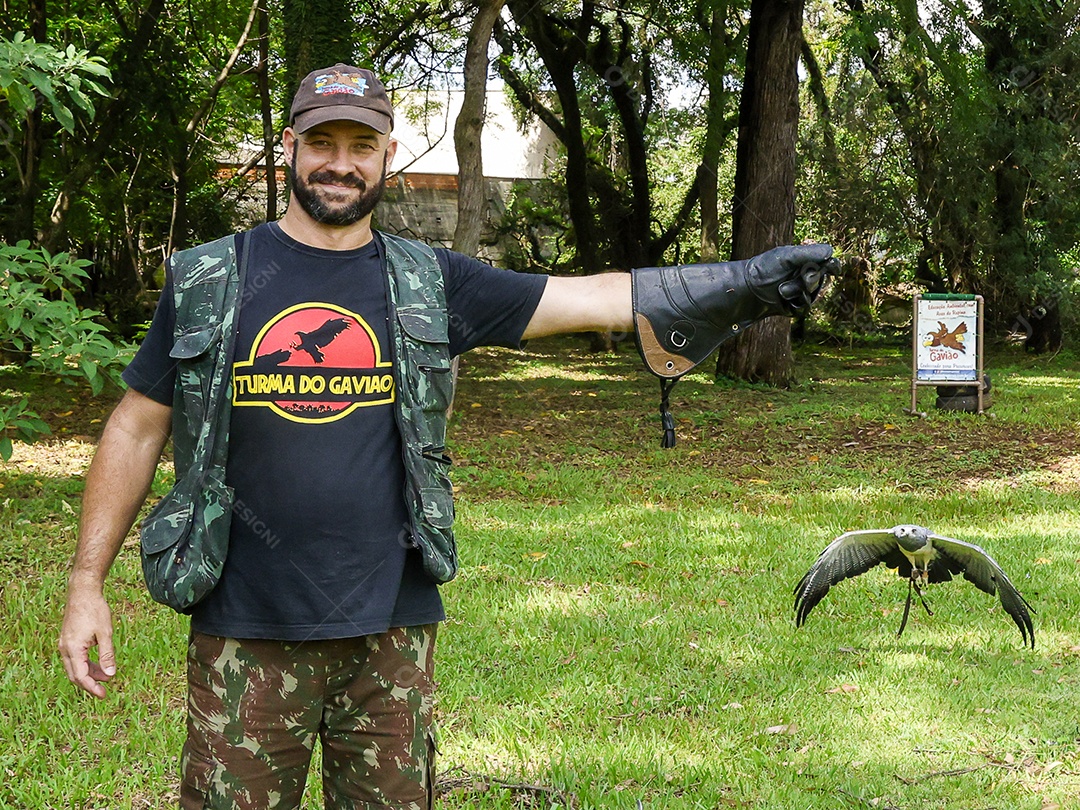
left=794, top=529, right=907, bottom=627
left=928, top=532, right=1035, bottom=649
left=306, top=317, right=350, bottom=348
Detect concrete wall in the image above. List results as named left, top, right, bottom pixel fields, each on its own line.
left=374, top=173, right=522, bottom=266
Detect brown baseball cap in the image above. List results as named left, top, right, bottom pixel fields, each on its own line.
left=289, top=64, right=394, bottom=134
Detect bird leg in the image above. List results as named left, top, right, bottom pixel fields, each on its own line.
left=913, top=580, right=933, bottom=616
left=897, top=577, right=935, bottom=638
left=897, top=580, right=913, bottom=638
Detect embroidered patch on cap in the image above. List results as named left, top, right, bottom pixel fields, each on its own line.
left=314, top=70, right=368, bottom=97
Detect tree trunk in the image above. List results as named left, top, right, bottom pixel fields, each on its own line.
left=981, top=0, right=1039, bottom=321
left=258, top=0, right=277, bottom=222
left=699, top=4, right=730, bottom=263
left=453, top=0, right=504, bottom=257
left=503, top=0, right=601, bottom=273
left=282, top=0, right=356, bottom=122
left=450, top=0, right=505, bottom=418
left=716, top=0, right=803, bottom=385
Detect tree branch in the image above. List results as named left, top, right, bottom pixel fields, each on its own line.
left=185, top=0, right=261, bottom=136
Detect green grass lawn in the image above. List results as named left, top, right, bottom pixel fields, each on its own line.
left=2, top=336, right=1078, bottom=809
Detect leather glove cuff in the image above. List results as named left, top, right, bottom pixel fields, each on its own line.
left=631, top=244, right=835, bottom=378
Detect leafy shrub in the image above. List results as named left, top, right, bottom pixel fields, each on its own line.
left=0, top=241, right=131, bottom=460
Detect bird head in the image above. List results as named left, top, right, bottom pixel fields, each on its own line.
left=891, top=524, right=930, bottom=553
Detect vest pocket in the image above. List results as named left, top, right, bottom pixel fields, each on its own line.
left=419, top=482, right=454, bottom=529
left=141, top=491, right=195, bottom=555
left=171, top=323, right=225, bottom=423
left=170, top=323, right=223, bottom=360
left=397, top=306, right=453, bottom=413
left=140, top=470, right=234, bottom=612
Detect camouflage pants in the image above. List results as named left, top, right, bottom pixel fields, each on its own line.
left=179, top=625, right=437, bottom=809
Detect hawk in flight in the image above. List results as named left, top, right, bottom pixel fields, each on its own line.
left=794, top=525, right=1034, bottom=648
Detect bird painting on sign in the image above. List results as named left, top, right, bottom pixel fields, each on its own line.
left=925, top=320, right=967, bottom=353
left=793, top=524, right=1035, bottom=648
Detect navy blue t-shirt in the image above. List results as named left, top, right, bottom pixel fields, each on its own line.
left=124, top=222, right=547, bottom=640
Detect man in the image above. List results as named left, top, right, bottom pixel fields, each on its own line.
left=58, top=64, right=831, bottom=808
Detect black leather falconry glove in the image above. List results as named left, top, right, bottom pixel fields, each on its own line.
left=632, top=244, right=836, bottom=446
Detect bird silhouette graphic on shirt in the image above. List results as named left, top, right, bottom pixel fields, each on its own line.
left=291, top=318, right=351, bottom=363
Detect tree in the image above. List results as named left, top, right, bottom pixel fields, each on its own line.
left=715, top=0, right=804, bottom=385
left=0, top=33, right=110, bottom=243
left=693, top=0, right=744, bottom=263
left=812, top=0, right=1080, bottom=340
left=283, top=0, right=358, bottom=113
left=453, top=0, right=506, bottom=257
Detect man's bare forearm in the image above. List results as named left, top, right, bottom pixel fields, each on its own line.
left=69, top=389, right=172, bottom=592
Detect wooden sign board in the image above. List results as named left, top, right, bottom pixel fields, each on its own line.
left=908, top=294, right=985, bottom=414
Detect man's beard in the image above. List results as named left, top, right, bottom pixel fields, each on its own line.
left=289, top=153, right=387, bottom=226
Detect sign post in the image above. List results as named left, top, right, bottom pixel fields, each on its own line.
left=908, top=294, right=985, bottom=415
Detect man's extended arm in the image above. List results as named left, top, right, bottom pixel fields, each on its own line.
left=522, top=272, right=634, bottom=339
left=521, top=245, right=834, bottom=360
left=58, top=388, right=172, bottom=698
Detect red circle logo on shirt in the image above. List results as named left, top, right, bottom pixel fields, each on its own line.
left=232, top=303, right=394, bottom=423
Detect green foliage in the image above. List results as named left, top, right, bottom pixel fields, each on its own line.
left=0, top=241, right=130, bottom=460
left=497, top=179, right=574, bottom=273
left=798, top=0, right=1080, bottom=339
left=0, top=32, right=110, bottom=133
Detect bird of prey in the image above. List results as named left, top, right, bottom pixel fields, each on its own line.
left=793, top=525, right=1034, bottom=648
left=291, top=317, right=350, bottom=363
left=925, top=321, right=967, bottom=352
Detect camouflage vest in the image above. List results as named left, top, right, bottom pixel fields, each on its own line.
left=140, top=230, right=456, bottom=614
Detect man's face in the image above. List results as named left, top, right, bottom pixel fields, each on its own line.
left=287, top=120, right=394, bottom=227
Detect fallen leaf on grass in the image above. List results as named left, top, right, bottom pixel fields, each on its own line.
left=525, top=552, right=547, bottom=560
left=826, top=684, right=859, bottom=694
left=765, top=723, right=798, bottom=735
